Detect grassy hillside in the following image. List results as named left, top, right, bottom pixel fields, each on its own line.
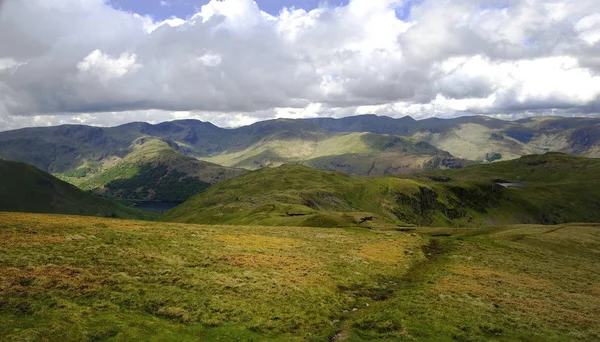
left=162, top=153, right=600, bottom=228
left=56, top=139, right=245, bottom=201
left=162, top=164, right=379, bottom=228
left=1, top=213, right=598, bottom=341
left=414, top=122, right=536, bottom=161
left=420, top=152, right=600, bottom=224
left=199, top=132, right=464, bottom=174
left=310, top=115, right=600, bottom=161
left=0, top=160, right=154, bottom=220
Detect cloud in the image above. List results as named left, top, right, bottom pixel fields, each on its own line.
left=77, top=50, right=141, bottom=82
left=0, top=0, right=599, bottom=131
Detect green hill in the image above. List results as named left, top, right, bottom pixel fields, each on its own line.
left=0, top=160, right=154, bottom=219
left=419, top=152, right=600, bottom=224
left=161, top=153, right=600, bottom=228
left=1, top=116, right=598, bottom=196
left=55, top=139, right=246, bottom=201
left=199, top=131, right=465, bottom=174
left=310, top=115, right=600, bottom=161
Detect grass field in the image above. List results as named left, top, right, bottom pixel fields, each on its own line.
left=1, top=212, right=598, bottom=341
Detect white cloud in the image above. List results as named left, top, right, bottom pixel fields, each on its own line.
left=77, top=50, right=140, bottom=82
left=0, top=0, right=599, bottom=130
left=0, top=58, right=22, bottom=71
left=198, top=53, right=222, bottom=67
left=575, top=14, right=600, bottom=45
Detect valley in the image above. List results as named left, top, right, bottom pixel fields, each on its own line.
left=0, top=159, right=154, bottom=220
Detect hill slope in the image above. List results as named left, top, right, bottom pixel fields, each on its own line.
left=56, top=138, right=246, bottom=201
left=309, top=115, right=600, bottom=161
left=0, top=160, right=154, bottom=219
left=162, top=153, right=600, bottom=228
left=199, top=131, right=466, bottom=174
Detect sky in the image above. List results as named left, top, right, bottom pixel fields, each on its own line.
left=109, top=0, right=349, bottom=20
left=0, top=0, right=599, bottom=130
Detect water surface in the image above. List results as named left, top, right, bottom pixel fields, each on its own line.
left=134, top=201, right=183, bottom=212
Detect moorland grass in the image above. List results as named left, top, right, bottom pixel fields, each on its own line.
left=1, top=213, right=599, bottom=341
left=0, top=212, right=424, bottom=341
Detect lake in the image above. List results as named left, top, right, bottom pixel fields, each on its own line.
left=133, top=201, right=183, bottom=212
left=496, top=183, right=527, bottom=188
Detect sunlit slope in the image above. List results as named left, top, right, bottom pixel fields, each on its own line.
left=200, top=132, right=372, bottom=168
left=1, top=213, right=598, bottom=341
left=415, top=123, right=535, bottom=161
left=0, top=160, right=153, bottom=219
left=1, top=116, right=598, bottom=177
left=163, top=153, right=600, bottom=227
left=57, top=139, right=246, bottom=201
left=161, top=164, right=388, bottom=228
left=311, top=115, right=600, bottom=161
left=199, top=132, right=462, bottom=174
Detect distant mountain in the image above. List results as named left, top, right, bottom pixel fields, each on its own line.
left=0, top=159, right=153, bottom=219
left=0, top=121, right=230, bottom=173
left=308, top=115, right=600, bottom=161
left=0, top=117, right=469, bottom=187
left=161, top=153, right=600, bottom=228
left=55, top=138, right=246, bottom=201
left=199, top=130, right=467, bottom=174
left=308, top=115, right=417, bottom=135
left=0, top=115, right=598, bottom=199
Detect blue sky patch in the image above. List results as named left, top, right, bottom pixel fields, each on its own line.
left=109, top=0, right=351, bottom=20
left=396, top=0, right=422, bottom=20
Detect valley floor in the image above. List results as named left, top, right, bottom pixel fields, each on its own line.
left=0, top=213, right=598, bottom=341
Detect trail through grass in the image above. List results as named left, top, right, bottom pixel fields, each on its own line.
left=1, top=213, right=598, bottom=341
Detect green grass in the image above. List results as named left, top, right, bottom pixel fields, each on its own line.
left=0, top=160, right=155, bottom=220
left=418, top=152, right=600, bottom=224
left=343, top=224, right=600, bottom=341
left=0, top=212, right=426, bottom=341
left=1, top=213, right=598, bottom=341
left=57, top=139, right=244, bottom=202
left=200, top=132, right=449, bottom=174
left=161, top=153, right=600, bottom=228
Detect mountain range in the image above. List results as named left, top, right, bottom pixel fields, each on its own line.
left=0, top=114, right=598, bottom=201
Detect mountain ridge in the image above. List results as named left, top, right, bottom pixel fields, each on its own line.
left=161, top=153, right=600, bottom=228
left=2, top=114, right=597, bottom=167
left=1, top=115, right=598, bottom=202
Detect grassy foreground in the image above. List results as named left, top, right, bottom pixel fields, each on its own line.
left=1, top=213, right=599, bottom=341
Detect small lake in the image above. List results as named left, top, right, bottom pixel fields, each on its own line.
left=134, top=201, right=183, bottom=212
left=496, top=183, right=527, bottom=188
